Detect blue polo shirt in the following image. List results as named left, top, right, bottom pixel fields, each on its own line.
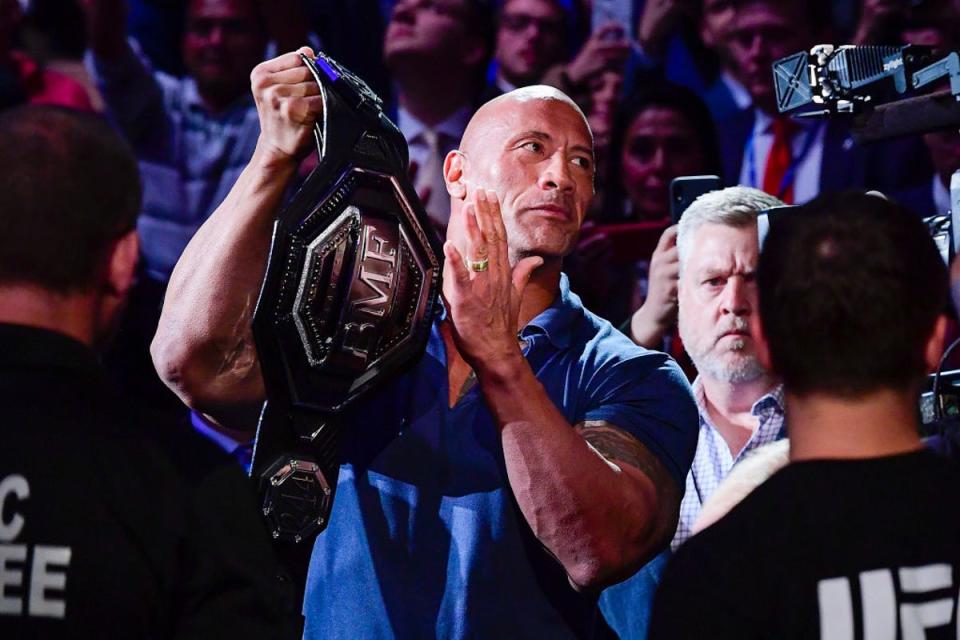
left=303, top=275, right=698, bottom=639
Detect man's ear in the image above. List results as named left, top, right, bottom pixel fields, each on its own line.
left=924, top=314, right=950, bottom=374
left=106, top=230, right=139, bottom=298
left=445, top=150, right=467, bottom=200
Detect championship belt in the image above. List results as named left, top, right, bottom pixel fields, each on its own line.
left=250, top=52, right=443, bottom=548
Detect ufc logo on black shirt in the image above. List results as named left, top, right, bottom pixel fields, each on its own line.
left=818, top=564, right=959, bottom=639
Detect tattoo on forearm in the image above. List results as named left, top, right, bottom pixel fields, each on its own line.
left=575, top=420, right=679, bottom=505
left=216, top=295, right=258, bottom=377
left=584, top=441, right=622, bottom=473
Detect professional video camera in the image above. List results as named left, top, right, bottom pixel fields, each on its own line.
left=770, top=43, right=960, bottom=264
left=772, top=44, right=960, bottom=116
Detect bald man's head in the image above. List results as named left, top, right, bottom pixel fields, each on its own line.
left=443, top=86, right=595, bottom=264
left=460, top=85, right=592, bottom=156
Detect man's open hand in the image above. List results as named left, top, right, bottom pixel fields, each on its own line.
left=442, top=189, right=542, bottom=373
left=251, top=47, right=324, bottom=169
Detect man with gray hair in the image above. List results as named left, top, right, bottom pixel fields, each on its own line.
left=600, top=186, right=787, bottom=639
left=628, top=186, right=787, bottom=547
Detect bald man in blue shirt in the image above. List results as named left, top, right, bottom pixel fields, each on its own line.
left=153, top=48, right=698, bottom=639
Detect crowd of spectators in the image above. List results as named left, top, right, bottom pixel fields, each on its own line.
left=3, top=0, right=960, bottom=637
left=4, top=0, right=957, bottom=385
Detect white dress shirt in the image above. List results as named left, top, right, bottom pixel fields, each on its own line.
left=720, top=71, right=753, bottom=111
left=934, top=174, right=951, bottom=216
left=495, top=73, right=518, bottom=95
left=673, top=378, right=786, bottom=549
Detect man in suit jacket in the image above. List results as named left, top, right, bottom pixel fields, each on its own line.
left=717, top=107, right=931, bottom=203
left=715, top=0, right=930, bottom=202
left=891, top=128, right=960, bottom=218
left=385, top=0, right=494, bottom=228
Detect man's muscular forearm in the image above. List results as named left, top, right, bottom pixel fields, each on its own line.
left=442, top=190, right=679, bottom=590
left=152, top=49, right=322, bottom=428
left=151, top=144, right=295, bottom=422
left=475, top=352, right=679, bottom=591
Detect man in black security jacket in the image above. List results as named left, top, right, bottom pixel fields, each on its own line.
left=0, top=106, right=295, bottom=638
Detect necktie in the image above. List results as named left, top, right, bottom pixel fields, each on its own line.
left=762, top=118, right=797, bottom=204
left=416, top=129, right=451, bottom=227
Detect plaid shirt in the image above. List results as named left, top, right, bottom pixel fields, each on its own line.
left=672, top=378, right=785, bottom=549
left=87, top=40, right=260, bottom=282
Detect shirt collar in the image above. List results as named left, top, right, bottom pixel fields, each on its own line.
left=933, top=174, right=951, bottom=215
left=397, top=104, right=472, bottom=145
left=691, top=376, right=785, bottom=427
left=519, top=273, right=583, bottom=349
left=751, top=383, right=785, bottom=417
left=183, top=77, right=205, bottom=110
left=754, top=107, right=773, bottom=134
left=721, top=71, right=753, bottom=111
left=495, top=73, right=517, bottom=94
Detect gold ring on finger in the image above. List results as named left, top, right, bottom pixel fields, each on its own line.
left=467, top=257, right=489, bottom=272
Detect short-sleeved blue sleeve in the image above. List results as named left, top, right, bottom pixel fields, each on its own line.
left=580, top=336, right=699, bottom=487
left=520, top=277, right=699, bottom=488
left=304, top=275, right=700, bottom=639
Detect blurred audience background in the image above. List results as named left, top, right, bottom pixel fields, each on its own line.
left=5, top=0, right=953, bottom=357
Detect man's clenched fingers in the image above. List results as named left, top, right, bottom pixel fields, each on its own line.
left=655, top=225, right=679, bottom=253
left=251, top=48, right=316, bottom=90
left=267, top=65, right=318, bottom=86
left=264, top=81, right=321, bottom=101
left=255, top=47, right=315, bottom=75
left=280, top=95, right=325, bottom=125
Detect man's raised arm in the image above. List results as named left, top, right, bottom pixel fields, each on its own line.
left=152, top=48, right=322, bottom=429
left=443, top=191, right=696, bottom=592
